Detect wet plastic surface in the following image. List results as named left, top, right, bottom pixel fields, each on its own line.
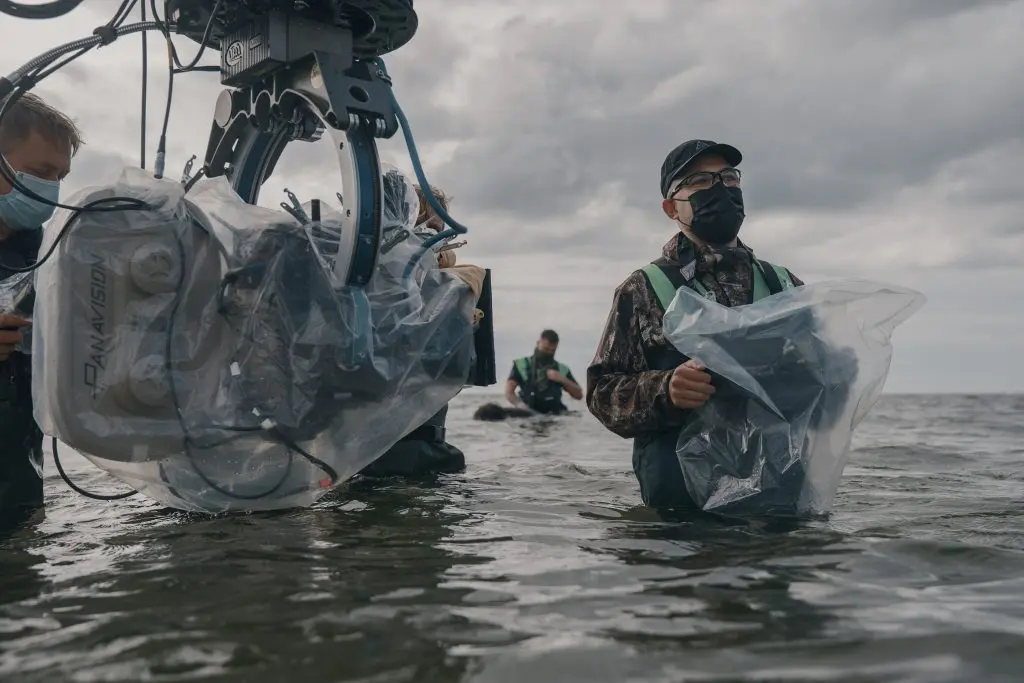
left=32, top=167, right=478, bottom=512
left=663, top=279, right=925, bottom=517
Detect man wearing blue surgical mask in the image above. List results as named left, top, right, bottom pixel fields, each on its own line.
left=0, top=92, right=81, bottom=525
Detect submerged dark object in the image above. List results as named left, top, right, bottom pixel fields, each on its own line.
left=473, top=402, right=534, bottom=421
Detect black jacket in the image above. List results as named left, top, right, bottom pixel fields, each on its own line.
left=0, top=229, right=44, bottom=512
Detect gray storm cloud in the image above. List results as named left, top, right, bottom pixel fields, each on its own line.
left=3, top=0, right=1022, bottom=392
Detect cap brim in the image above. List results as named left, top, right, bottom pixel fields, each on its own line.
left=663, top=143, right=743, bottom=196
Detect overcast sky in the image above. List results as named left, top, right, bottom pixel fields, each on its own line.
left=1, top=0, right=1022, bottom=394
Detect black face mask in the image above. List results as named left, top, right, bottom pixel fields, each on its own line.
left=686, top=183, right=745, bottom=245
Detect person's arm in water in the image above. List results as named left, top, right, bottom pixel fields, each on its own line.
left=586, top=274, right=713, bottom=438
left=546, top=367, right=583, bottom=401
left=505, top=364, right=530, bottom=410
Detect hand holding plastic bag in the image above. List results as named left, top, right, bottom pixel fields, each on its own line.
left=662, top=279, right=925, bottom=518
left=0, top=270, right=34, bottom=357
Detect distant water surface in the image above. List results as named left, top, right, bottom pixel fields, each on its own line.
left=2, top=393, right=1023, bottom=682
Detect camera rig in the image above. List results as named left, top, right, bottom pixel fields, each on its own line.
left=0, top=0, right=497, bottom=509
left=168, top=0, right=415, bottom=287
left=0, top=0, right=495, bottom=385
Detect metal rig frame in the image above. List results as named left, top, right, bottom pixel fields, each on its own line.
left=168, top=1, right=496, bottom=386
left=169, top=0, right=418, bottom=287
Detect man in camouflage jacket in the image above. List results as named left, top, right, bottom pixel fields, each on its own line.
left=586, top=139, right=803, bottom=511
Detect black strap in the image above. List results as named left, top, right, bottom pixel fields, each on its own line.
left=520, top=357, right=535, bottom=395
left=92, top=24, right=118, bottom=46
left=401, top=424, right=447, bottom=443
left=757, top=259, right=784, bottom=295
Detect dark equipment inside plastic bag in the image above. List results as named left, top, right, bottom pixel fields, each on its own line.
left=663, top=280, right=925, bottom=519
left=31, top=166, right=481, bottom=513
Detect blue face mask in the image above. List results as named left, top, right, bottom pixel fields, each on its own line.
left=0, top=170, right=60, bottom=232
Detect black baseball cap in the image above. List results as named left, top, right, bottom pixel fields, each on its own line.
left=660, top=139, right=742, bottom=198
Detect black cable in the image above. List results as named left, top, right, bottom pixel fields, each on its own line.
left=173, top=0, right=221, bottom=72
left=31, top=46, right=93, bottom=81
left=274, top=431, right=338, bottom=487
left=141, top=0, right=148, bottom=169
left=113, top=0, right=137, bottom=25
left=52, top=437, right=136, bottom=500
left=149, top=0, right=221, bottom=74
left=154, top=43, right=174, bottom=178
left=174, top=66, right=218, bottom=74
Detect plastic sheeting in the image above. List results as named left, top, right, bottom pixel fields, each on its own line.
left=32, top=166, right=479, bottom=513
left=662, top=279, right=925, bottom=518
left=0, top=270, right=34, bottom=353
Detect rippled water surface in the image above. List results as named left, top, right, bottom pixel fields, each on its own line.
left=2, top=393, right=1024, bottom=682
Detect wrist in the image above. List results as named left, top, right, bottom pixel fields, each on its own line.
left=660, top=371, right=687, bottom=417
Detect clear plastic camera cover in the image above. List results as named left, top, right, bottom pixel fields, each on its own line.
left=662, top=279, right=926, bottom=518
left=31, top=166, right=479, bottom=513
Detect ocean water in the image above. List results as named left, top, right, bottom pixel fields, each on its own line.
left=1, top=393, right=1023, bottom=682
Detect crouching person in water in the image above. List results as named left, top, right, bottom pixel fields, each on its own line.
left=359, top=184, right=484, bottom=479
left=0, top=94, right=81, bottom=525
left=505, top=329, right=583, bottom=415
left=586, top=139, right=803, bottom=512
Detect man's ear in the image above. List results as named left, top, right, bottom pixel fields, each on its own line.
left=661, top=197, right=677, bottom=219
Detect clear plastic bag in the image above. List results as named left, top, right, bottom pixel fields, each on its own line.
left=0, top=270, right=34, bottom=312
left=662, top=279, right=926, bottom=518
left=0, top=270, right=35, bottom=353
left=32, top=166, right=478, bottom=513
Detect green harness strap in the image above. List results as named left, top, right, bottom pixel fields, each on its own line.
left=641, top=261, right=794, bottom=311
left=514, top=356, right=529, bottom=381
left=513, top=357, right=570, bottom=384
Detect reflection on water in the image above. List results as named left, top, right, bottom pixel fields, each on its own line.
left=2, top=395, right=1024, bottom=682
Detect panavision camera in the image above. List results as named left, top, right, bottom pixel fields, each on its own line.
left=2, top=0, right=496, bottom=510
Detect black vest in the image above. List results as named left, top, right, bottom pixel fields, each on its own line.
left=0, top=229, right=44, bottom=511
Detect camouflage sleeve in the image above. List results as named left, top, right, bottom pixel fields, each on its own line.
left=586, top=275, right=690, bottom=438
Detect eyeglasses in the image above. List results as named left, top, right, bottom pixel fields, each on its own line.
left=673, top=167, right=741, bottom=194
